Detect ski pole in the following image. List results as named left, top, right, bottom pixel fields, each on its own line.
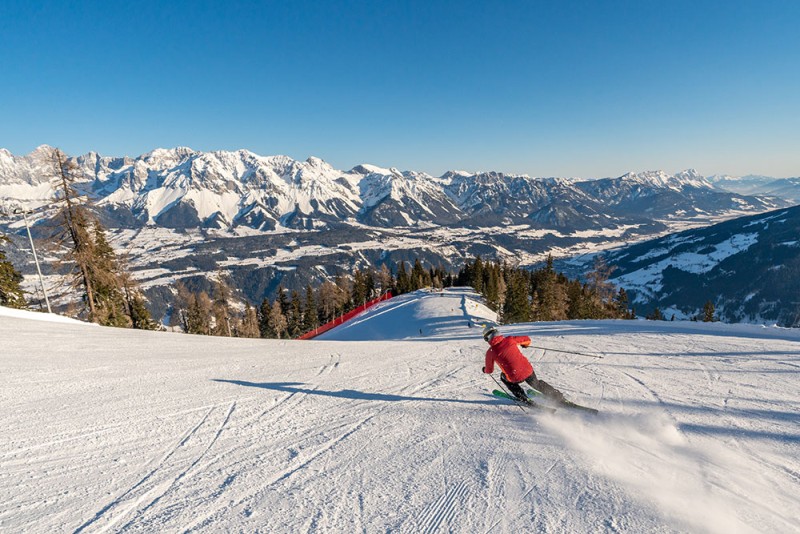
left=530, top=346, right=604, bottom=359
left=488, top=373, right=527, bottom=413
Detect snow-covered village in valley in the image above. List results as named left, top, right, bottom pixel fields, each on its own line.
left=2, top=2, right=800, bottom=533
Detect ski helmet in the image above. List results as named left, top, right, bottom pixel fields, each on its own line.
left=482, top=325, right=498, bottom=342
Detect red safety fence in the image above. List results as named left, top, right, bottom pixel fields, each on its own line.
left=296, top=291, right=393, bottom=340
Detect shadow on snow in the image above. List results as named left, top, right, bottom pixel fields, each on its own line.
left=212, top=379, right=496, bottom=406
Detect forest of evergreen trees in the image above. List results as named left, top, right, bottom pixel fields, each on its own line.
left=455, top=255, right=635, bottom=323
left=166, top=253, right=642, bottom=340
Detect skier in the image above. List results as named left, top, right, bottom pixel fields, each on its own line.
left=482, top=325, right=566, bottom=406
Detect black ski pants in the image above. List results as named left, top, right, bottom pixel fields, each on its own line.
left=501, top=370, right=565, bottom=404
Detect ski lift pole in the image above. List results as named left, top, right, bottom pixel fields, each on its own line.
left=18, top=208, right=52, bottom=314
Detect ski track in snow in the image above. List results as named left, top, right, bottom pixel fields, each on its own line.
left=1, top=289, right=799, bottom=533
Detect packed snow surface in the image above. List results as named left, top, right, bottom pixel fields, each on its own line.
left=1, top=289, right=799, bottom=533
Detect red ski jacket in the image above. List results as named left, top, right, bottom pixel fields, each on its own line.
left=484, top=334, right=533, bottom=383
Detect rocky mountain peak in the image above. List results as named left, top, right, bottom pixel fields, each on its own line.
left=0, top=147, right=789, bottom=232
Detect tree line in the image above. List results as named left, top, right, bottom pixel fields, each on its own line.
left=456, top=255, right=635, bottom=323
left=647, top=300, right=717, bottom=322
left=168, top=259, right=454, bottom=339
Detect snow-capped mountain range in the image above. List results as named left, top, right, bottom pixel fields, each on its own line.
left=0, top=146, right=786, bottom=231
left=0, top=146, right=794, bottom=319
left=708, top=174, right=800, bottom=204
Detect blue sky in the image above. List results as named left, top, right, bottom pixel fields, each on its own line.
left=1, top=0, right=799, bottom=178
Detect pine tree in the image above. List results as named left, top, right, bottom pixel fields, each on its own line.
left=535, top=266, right=568, bottom=321
left=0, top=236, right=26, bottom=309
left=647, top=307, right=664, bottom=321
left=703, top=300, right=716, bottom=322
left=502, top=271, right=531, bottom=323
left=484, top=267, right=500, bottom=311
left=287, top=290, right=302, bottom=337
left=455, top=260, right=471, bottom=287
left=472, top=257, right=484, bottom=293
left=495, top=268, right=507, bottom=310
left=411, top=259, right=427, bottom=290
left=302, top=284, right=318, bottom=333
left=277, top=284, right=290, bottom=316
left=259, top=297, right=271, bottom=337
left=364, top=268, right=376, bottom=299
left=351, top=269, right=369, bottom=305
left=396, top=261, right=410, bottom=294
left=613, top=288, right=631, bottom=319
left=444, top=272, right=454, bottom=287
left=90, top=222, right=130, bottom=327
left=566, top=280, right=586, bottom=319
left=239, top=302, right=260, bottom=338
left=545, top=254, right=555, bottom=275
left=187, top=291, right=213, bottom=334
left=128, top=292, right=157, bottom=330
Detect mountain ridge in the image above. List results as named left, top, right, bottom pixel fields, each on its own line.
left=0, top=146, right=786, bottom=232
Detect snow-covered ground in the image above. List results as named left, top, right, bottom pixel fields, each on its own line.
left=1, top=290, right=799, bottom=533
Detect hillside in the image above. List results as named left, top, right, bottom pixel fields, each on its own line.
left=570, top=205, right=800, bottom=325
left=2, top=289, right=798, bottom=533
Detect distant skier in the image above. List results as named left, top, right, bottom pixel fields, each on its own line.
left=481, top=325, right=566, bottom=405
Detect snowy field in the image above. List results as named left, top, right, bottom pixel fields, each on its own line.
left=1, top=289, right=799, bottom=533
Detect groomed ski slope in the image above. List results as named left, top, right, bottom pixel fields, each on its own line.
left=1, top=288, right=799, bottom=533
